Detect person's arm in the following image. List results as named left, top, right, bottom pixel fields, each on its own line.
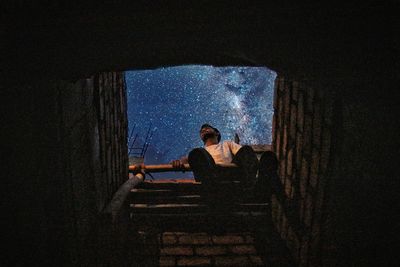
left=171, top=156, right=188, bottom=169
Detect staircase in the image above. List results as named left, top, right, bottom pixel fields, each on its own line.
left=127, top=179, right=289, bottom=266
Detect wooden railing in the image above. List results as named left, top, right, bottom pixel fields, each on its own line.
left=128, top=163, right=239, bottom=173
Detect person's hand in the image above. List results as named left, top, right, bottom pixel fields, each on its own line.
left=131, top=163, right=145, bottom=180
left=171, top=160, right=184, bottom=169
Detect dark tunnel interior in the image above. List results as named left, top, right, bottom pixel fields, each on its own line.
left=2, top=2, right=397, bottom=266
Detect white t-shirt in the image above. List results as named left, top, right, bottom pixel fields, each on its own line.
left=204, top=141, right=242, bottom=164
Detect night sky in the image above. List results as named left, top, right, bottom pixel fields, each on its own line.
left=125, top=65, right=276, bottom=178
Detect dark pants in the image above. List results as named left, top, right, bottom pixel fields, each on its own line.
left=188, top=145, right=257, bottom=182
left=188, top=146, right=277, bottom=202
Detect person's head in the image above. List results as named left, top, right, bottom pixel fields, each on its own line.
left=199, top=123, right=221, bottom=144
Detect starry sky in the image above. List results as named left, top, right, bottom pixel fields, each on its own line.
left=125, top=65, right=276, bottom=178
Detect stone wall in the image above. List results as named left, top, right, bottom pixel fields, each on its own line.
left=271, top=76, right=334, bottom=267
left=3, top=3, right=395, bottom=266
left=93, top=72, right=129, bottom=210
left=58, top=72, right=129, bottom=265
left=3, top=72, right=128, bottom=266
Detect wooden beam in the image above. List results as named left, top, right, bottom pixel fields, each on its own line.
left=128, top=163, right=238, bottom=173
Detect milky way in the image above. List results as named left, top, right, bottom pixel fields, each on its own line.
left=125, top=65, right=276, bottom=178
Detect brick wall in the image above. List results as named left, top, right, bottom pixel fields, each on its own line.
left=3, top=72, right=129, bottom=266
left=271, top=76, right=334, bottom=267
left=56, top=71, right=128, bottom=211
left=47, top=72, right=128, bottom=265
left=133, top=231, right=264, bottom=266
left=93, top=72, right=129, bottom=209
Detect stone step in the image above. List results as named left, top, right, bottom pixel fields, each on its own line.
left=130, top=185, right=261, bottom=204
left=131, top=211, right=271, bottom=232
left=131, top=194, right=202, bottom=204
left=130, top=203, right=269, bottom=214
left=136, top=179, right=243, bottom=191
left=129, top=179, right=271, bottom=232
left=131, top=203, right=207, bottom=213
left=128, top=189, right=200, bottom=205
left=130, top=188, right=201, bottom=198
left=130, top=193, right=267, bottom=205
left=137, top=181, right=201, bottom=191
